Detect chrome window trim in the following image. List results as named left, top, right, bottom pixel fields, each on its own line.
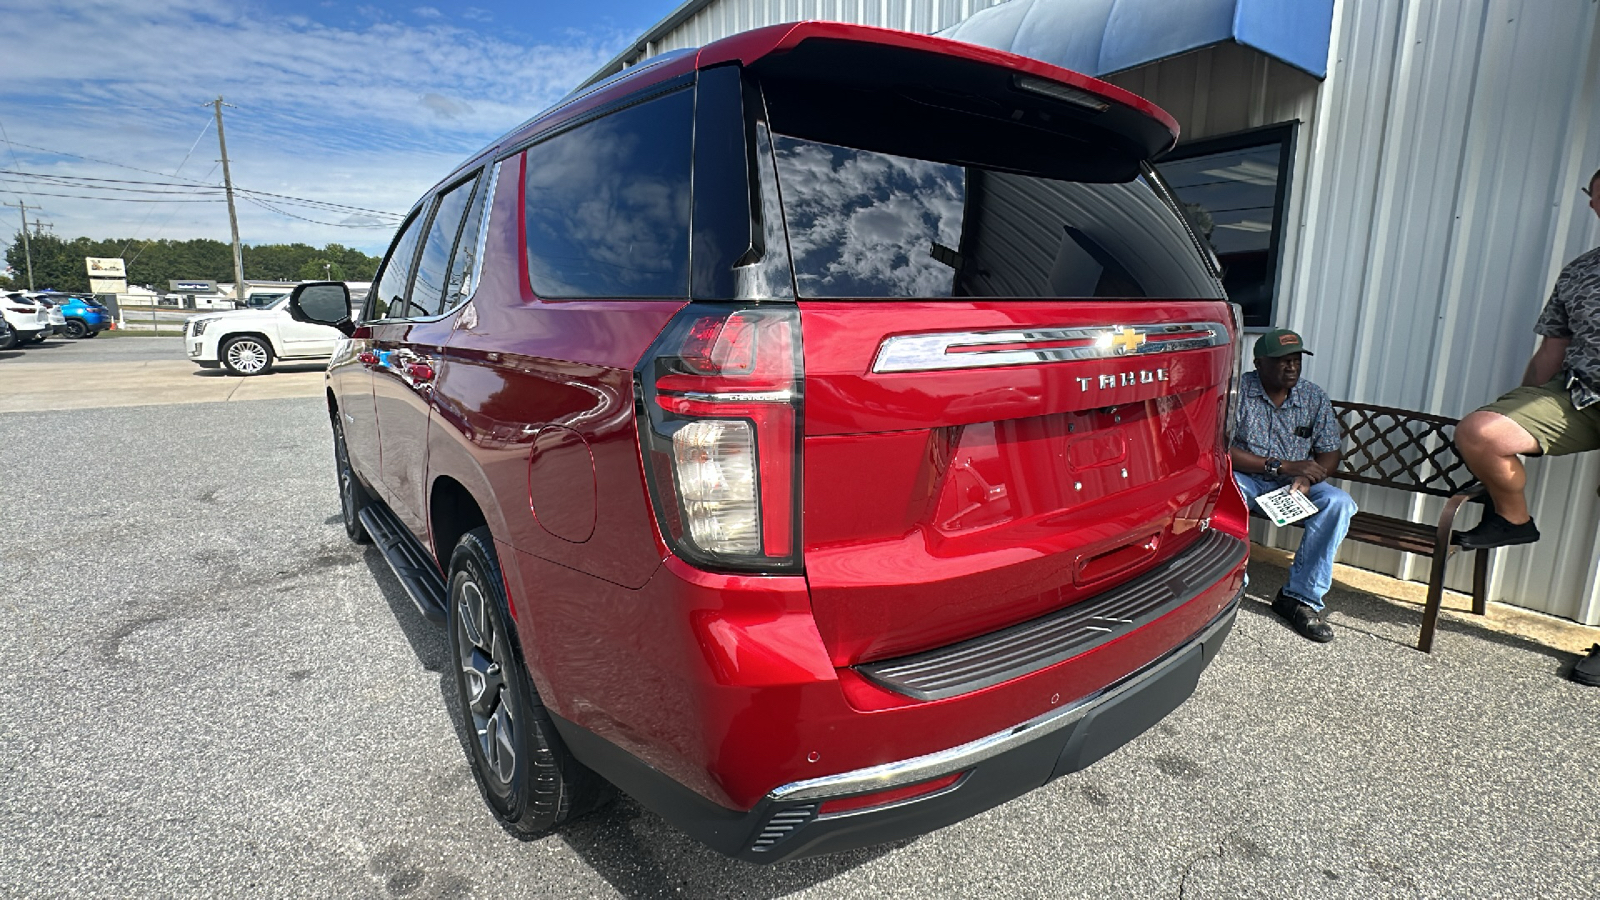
left=368, top=165, right=496, bottom=325
left=453, top=161, right=499, bottom=313
left=871, top=321, right=1230, bottom=374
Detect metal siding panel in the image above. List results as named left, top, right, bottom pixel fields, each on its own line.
left=1265, top=0, right=1598, bottom=622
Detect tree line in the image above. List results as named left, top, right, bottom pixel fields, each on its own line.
left=1, top=231, right=381, bottom=293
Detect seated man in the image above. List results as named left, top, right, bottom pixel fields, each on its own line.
left=1230, top=329, right=1358, bottom=643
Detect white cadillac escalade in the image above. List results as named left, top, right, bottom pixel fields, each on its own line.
left=184, top=294, right=352, bottom=376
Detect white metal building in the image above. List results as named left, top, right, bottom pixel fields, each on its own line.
left=588, top=0, right=1600, bottom=626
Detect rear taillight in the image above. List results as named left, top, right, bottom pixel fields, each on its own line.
left=1222, top=302, right=1246, bottom=445
left=637, top=304, right=803, bottom=573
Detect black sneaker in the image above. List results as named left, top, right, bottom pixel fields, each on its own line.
left=1453, top=512, right=1540, bottom=550
left=1271, top=590, right=1334, bottom=643
left=1573, top=644, right=1600, bottom=687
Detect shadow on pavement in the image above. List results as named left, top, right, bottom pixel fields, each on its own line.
left=190, top=362, right=327, bottom=378
left=558, top=801, right=897, bottom=900
left=1246, top=557, right=1575, bottom=672
left=361, top=540, right=889, bottom=897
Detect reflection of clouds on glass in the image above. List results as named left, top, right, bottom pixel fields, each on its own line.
left=773, top=136, right=964, bottom=298
left=525, top=91, right=692, bottom=298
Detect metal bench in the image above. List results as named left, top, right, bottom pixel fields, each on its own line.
left=1252, top=401, right=1488, bottom=652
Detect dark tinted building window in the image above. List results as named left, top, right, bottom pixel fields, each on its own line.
left=769, top=135, right=1221, bottom=301
left=1156, top=124, right=1296, bottom=326
left=408, top=172, right=480, bottom=318
left=370, top=208, right=427, bottom=320
left=524, top=89, right=693, bottom=298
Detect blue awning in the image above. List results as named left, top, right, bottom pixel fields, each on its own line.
left=939, top=0, right=1335, bottom=80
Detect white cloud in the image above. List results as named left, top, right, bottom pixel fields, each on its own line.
left=0, top=0, right=630, bottom=259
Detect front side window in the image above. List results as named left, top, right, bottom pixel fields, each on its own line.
left=523, top=88, right=694, bottom=299
left=1156, top=124, right=1296, bottom=326
left=408, top=172, right=481, bottom=319
left=768, top=135, right=1222, bottom=301
left=370, top=208, right=427, bottom=321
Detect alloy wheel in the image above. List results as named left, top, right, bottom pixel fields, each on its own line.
left=455, top=580, right=517, bottom=788
left=226, top=340, right=269, bottom=374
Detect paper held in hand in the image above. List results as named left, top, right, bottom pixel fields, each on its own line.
left=1254, top=486, right=1319, bottom=527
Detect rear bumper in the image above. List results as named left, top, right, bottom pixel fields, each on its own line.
left=556, top=591, right=1238, bottom=862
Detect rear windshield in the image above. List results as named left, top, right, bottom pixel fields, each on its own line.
left=769, top=134, right=1222, bottom=301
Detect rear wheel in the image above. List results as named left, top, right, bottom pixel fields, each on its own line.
left=448, top=527, right=608, bottom=835
left=62, top=320, right=88, bottom=339
left=333, top=417, right=372, bottom=543
left=222, top=336, right=273, bottom=376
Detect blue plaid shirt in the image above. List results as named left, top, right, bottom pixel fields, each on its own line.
left=1232, top=370, right=1341, bottom=463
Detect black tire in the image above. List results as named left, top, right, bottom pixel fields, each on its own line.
left=83, top=330, right=99, bottom=338
left=62, top=319, right=88, bottom=339
left=0, top=329, right=15, bottom=351
left=221, top=335, right=273, bottom=376
left=448, top=527, right=608, bottom=836
left=333, top=417, right=372, bottom=543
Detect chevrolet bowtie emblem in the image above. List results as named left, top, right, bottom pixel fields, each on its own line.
left=1107, top=327, right=1145, bottom=355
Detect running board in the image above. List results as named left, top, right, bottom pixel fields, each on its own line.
left=359, top=504, right=448, bottom=624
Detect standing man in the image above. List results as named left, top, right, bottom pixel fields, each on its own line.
left=1454, top=167, right=1600, bottom=687
left=1231, top=329, right=1358, bottom=643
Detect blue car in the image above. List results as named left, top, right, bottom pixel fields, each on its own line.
left=50, top=294, right=113, bottom=338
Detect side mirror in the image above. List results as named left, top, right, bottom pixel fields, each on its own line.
left=287, top=282, right=354, bottom=336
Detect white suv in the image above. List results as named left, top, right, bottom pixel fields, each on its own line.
left=184, top=294, right=346, bottom=375
left=1, top=293, right=52, bottom=348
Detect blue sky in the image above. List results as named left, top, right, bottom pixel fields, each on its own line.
left=0, top=0, right=673, bottom=266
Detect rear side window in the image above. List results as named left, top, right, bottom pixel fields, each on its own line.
left=769, top=135, right=1222, bottom=301
left=523, top=88, right=693, bottom=299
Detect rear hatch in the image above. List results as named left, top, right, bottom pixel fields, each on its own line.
left=749, top=31, right=1238, bottom=665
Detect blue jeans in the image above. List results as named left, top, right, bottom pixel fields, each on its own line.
left=1233, top=473, right=1358, bottom=612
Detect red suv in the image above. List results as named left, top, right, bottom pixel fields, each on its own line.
left=290, top=21, right=1249, bottom=862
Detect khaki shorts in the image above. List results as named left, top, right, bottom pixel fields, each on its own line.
left=1479, top=377, right=1600, bottom=456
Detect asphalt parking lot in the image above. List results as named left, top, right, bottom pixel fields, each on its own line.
left=3, top=337, right=1598, bottom=899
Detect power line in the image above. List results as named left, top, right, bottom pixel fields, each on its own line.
left=0, top=175, right=224, bottom=195
left=0, top=189, right=219, bottom=203
left=0, top=171, right=404, bottom=218
left=233, top=188, right=402, bottom=218
left=125, top=162, right=221, bottom=266
left=118, top=119, right=216, bottom=261
left=0, top=138, right=218, bottom=185
left=241, top=195, right=397, bottom=228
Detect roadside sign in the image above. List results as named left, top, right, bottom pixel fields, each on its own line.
left=87, top=256, right=127, bottom=294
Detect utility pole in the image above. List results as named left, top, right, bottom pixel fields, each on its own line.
left=2, top=200, right=40, bottom=290
left=212, top=97, right=246, bottom=307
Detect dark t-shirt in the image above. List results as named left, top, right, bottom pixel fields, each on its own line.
left=1534, top=245, right=1600, bottom=408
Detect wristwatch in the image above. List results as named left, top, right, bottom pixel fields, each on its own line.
left=1264, top=457, right=1282, bottom=477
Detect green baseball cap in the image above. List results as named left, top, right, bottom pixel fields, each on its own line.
left=1253, top=328, right=1313, bottom=359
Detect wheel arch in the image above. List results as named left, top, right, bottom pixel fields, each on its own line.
left=430, top=475, right=490, bottom=578
left=221, top=330, right=278, bottom=354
